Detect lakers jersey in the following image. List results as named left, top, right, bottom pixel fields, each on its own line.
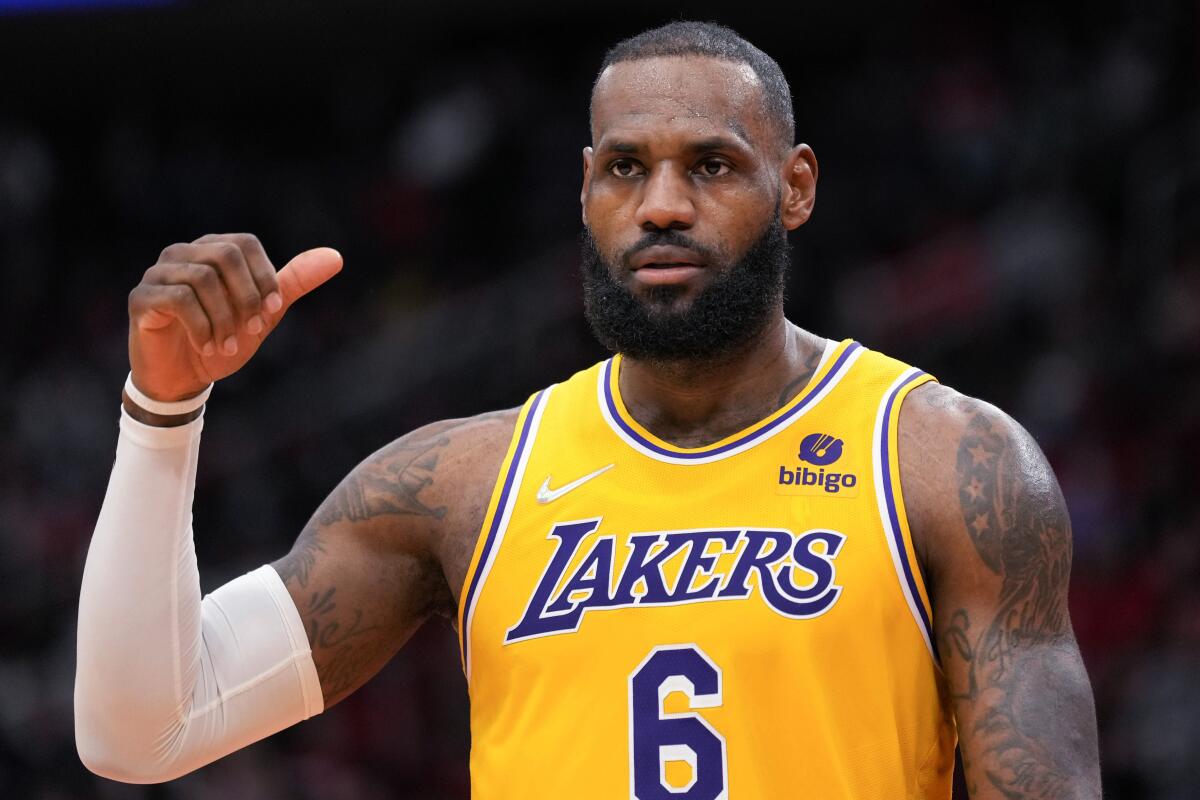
left=456, top=338, right=956, bottom=799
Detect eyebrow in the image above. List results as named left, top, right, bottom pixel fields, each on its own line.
left=690, top=135, right=750, bottom=153
left=607, top=141, right=642, bottom=154
left=598, top=134, right=753, bottom=156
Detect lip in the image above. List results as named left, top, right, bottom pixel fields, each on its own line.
left=631, top=265, right=703, bottom=286
left=630, top=245, right=706, bottom=271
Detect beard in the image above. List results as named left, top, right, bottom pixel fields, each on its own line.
left=580, top=212, right=790, bottom=362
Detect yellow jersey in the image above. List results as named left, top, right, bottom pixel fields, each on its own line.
left=457, top=338, right=956, bottom=799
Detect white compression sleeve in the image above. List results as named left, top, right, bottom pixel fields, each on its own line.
left=75, top=405, right=324, bottom=784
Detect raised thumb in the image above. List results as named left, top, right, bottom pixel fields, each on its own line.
left=277, top=247, right=343, bottom=311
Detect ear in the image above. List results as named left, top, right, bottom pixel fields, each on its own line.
left=780, top=144, right=818, bottom=230
left=580, top=146, right=594, bottom=226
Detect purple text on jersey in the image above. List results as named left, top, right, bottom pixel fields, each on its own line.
left=505, top=520, right=846, bottom=643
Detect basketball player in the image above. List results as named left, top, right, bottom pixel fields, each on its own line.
left=75, top=21, right=1101, bottom=799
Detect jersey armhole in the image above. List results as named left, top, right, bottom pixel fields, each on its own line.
left=872, top=368, right=940, bottom=665
left=456, top=387, right=553, bottom=679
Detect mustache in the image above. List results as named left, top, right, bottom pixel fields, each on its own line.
left=620, top=229, right=721, bottom=267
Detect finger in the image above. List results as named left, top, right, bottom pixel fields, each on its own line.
left=145, top=261, right=240, bottom=355
left=276, top=247, right=343, bottom=312
left=184, top=240, right=265, bottom=335
left=129, top=282, right=215, bottom=356
left=195, top=233, right=281, bottom=318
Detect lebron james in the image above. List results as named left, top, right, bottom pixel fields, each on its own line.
left=76, top=21, right=1101, bottom=799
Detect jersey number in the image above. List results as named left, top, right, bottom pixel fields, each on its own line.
left=628, top=645, right=728, bottom=799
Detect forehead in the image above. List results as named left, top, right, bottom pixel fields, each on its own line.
left=591, top=56, right=767, bottom=148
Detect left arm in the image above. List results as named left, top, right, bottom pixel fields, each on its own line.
left=899, top=383, right=1101, bottom=799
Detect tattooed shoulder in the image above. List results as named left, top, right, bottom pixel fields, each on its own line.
left=317, top=427, right=454, bottom=527
left=905, top=386, right=1073, bottom=607
left=273, top=422, right=456, bottom=590
left=899, top=385, right=1099, bottom=798
left=275, top=408, right=520, bottom=591
left=900, top=384, right=1074, bottom=644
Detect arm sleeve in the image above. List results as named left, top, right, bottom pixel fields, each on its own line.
left=75, top=405, right=324, bottom=784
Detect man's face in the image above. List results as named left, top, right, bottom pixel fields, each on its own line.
left=580, top=55, right=801, bottom=360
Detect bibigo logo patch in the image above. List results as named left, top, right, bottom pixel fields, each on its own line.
left=777, top=432, right=860, bottom=496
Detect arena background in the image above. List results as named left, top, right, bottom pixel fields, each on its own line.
left=0, top=0, right=1197, bottom=797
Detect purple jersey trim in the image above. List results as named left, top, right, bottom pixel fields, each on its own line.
left=460, top=389, right=547, bottom=672
left=603, top=341, right=862, bottom=459
left=878, top=370, right=938, bottom=660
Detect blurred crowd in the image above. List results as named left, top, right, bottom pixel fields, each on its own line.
left=0, top=1, right=1196, bottom=798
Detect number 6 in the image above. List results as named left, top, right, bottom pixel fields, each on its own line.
left=628, top=644, right=728, bottom=799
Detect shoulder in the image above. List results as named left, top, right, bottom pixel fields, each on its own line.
left=356, top=406, right=522, bottom=533
left=896, top=380, right=1015, bottom=464
left=386, top=406, right=523, bottom=483
left=310, top=406, right=521, bottom=556
left=896, top=381, right=1069, bottom=584
left=384, top=405, right=524, bottom=583
left=404, top=406, right=523, bottom=523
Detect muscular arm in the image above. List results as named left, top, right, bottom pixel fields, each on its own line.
left=76, top=401, right=515, bottom=782
left=272, top=408, right=518, bottom=708
left=899, top=384, right=1101, bottom=799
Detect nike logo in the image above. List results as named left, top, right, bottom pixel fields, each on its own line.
left=536, top=463, right=615, bottom=504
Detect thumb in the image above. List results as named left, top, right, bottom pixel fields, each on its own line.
left=277, top=247, right=343, bottom=312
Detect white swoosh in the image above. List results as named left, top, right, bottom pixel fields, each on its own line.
left=536, top=463, right=615, bottom=504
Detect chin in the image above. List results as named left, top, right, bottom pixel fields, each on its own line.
left=636, top=284, right=696, bottom=313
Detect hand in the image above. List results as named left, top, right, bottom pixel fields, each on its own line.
left=127, top=233, right=342, bottom=402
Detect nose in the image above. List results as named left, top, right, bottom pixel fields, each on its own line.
left=634, top=165, right=696, bottom=231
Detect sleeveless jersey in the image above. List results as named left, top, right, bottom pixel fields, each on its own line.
left=456, top=338, right=957, bottom=799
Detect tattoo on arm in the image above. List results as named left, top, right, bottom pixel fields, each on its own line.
left=273, top=528, right=325, bottom=588
left=301, top=586, right=384, bottom=701
left=268, top=419, right=498, bottom=705
left=275, top=431, right=454, bottom=591
left=317, top=434, right=451, bottom=525
left=940, top=408, right=1098, bottom=798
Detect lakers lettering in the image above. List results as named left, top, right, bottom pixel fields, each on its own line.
left=505, top=520, right=846, bottom=643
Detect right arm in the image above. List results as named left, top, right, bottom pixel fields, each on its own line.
left=75, top=234, right=515, bottom=781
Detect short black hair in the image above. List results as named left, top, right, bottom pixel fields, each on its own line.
left=591, top=21, right=795, bottom=155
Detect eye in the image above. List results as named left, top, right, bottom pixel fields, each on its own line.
left=608, top=159, right=646, bottom=178
left=694, top=158, right=731, bottom=177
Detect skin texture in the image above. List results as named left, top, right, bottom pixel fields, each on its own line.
left=124, top=53, right=1100, bottom=796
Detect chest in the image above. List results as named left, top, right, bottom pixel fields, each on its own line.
left=466, top=397, right=894, bottom=666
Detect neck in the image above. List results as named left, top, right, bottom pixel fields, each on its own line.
left=617, top=314, right=826, bottom=448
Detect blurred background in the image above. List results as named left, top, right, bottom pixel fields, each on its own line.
left=0, top=0, right=1196, bottom=797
